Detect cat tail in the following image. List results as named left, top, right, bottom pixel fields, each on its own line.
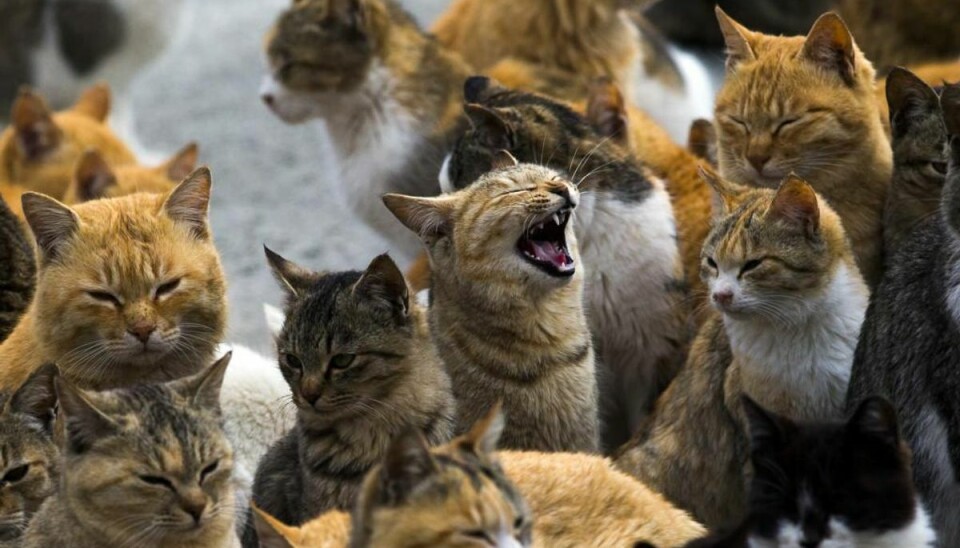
left=0, top=197, right=36, bottom=342
left=675, top=518, right=750, bottom=548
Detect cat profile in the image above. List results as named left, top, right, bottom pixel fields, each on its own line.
left=441, top=78, right=687, bottom=449
left=0, top=84, right=136, bottom=201
left=0, top=168, right=226, bottom=392
left=684, top=397, right=936, bottom=548
left=248, top=251, right=455, bottom=543
left=713, top=9, right=891, bottom=286
left=617, top=173, right=868, bottom=529
left=62, top=142, right=198, bottom=204
left=847, top=84, right=960, bottom=546
left=386, top=161, right=599, bottom=452
left=23, top=354, right=238, bottom=548
left=0, top=197, right=34, bottom=342
left=260, top=0, right=472, bottom=263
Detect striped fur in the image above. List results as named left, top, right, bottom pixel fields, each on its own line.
left=0, top=197, right=34, bottom=342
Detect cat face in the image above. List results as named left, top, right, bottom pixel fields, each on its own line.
left=713, top=10, right=878, bottom=187
left=0, top=365, right=59, bottom=542
left=265, top=252, right=414, bottom=425
left=62, top=143, right=199, bottom=205
left=0, top=84, right=136, bottom=199
left=699, top=172, right=845, bottom=322
left=21, top=169, right=225, bottom=389
left=56, top=355, right=235, bottom=545
left=742, top=397, right=931, bottom=548
left=887, top=69, right=950, bottom=201
left=353, top=406, right=532, bottom=547
left=388, top=161, right=580, bottom=293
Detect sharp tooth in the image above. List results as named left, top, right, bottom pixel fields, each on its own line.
left=552, top=213, right=560, bottom=225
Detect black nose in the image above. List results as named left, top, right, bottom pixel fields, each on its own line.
left=550, top=186, right=573, bottom=207
left=262, top=93, right=275, bottom=106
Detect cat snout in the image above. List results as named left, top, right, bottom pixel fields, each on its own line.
left=179, top=491, right=207, bottom=525
left=548, top=186, right=576, bottom=209
left=747, top=151, right=771, bottom=174
left=262, top=93, right=275, bottom=107
left=712, top=289, right=734, bottom=307
left=300, top=377, right=323, bottom=406
left=127, top=320, right=157, bottom=343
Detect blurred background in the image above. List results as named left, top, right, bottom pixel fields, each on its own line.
left=1, top=0, right=958, bottom=353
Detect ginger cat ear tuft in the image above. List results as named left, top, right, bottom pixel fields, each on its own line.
left=161, top=142, right=200, bottom=181
left=698, top=165, right=745, bottom=215
left=21, top=192, right=80, bottom=263
left=715, top=6, right=756, bottom=71
left=459, top=402, right=505, bottom=456
left=163, top=167, right=212, bottom=239
left=766, top=174, right=821, bottom=238
left=803, top=12, right=856, bottom=85
left=72, top=82, right=112, bottom=122
left=73, top=149, right=118, bottom=202
left=382, top=193, right=457, bottom=243
left=586, top=77, right=628, bottom=144
left=12, top=88, right=62, bottom=160
left=251, top=504, right=299, bottom=548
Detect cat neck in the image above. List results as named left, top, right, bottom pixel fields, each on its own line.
left=724, top=260, right=868, bottom=421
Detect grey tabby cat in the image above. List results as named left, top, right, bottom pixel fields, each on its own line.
left=23, top=354, right=238, bottom=548
left=0, top=198, right=34, bottom=342
left=883, top=68, right=952, bottom=260
left=0, top=364, right=59, bottom=546
left=848, top=84, right=960, bottom=547
left=247, top=251, right=455, bottom=545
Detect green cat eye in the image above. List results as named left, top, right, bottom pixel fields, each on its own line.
left=329, top=354, right=355, bottom=370
left=2, top=464, right=28, bottom=483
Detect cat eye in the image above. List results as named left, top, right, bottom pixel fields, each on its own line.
left=706, top=257, right=718, bottom=269
left=329, top=354, right=356, bottom=370
left=139, top=475, right=174, bottom=489
left=87, top=290, right=122, bottom=307
left=513, top=516, right=525, bottom=529
left=463, top=530, right=492, bottom=542
left=930, top=161, right=948, bottom=175
left=741, top=259, right=764, bottom=274
left=200, top=460, right=219, bottom=483
left=2, top=464, right=29, bottom=483
left=774, top=118, right=799, bottom=135
left=282, top=353, right=303, bottom=371
left=154, top=278, right=181, bottom=299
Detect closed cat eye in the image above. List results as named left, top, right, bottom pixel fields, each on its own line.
left=2, top=464, right=29, bottom=483
left=282, top=353, right=303, bottom=371
left=139, top=475, right=174, bottom=489
left=200, top=460, right=219, bottom=483
left=741, top=259, right=764, bottom=274
left=87, top=290, right=122, bottom=307
left=513, top=516, right=524, bottom=529
left=463, top=530, right=493, bottom=543
left=931, top=162, right=948, bottom=175
left=774, top=118, right=799, bottom=135
left=706, top=257, right=718, bottom=269
left=154, top=278, right=182, bottom=299
left=329, top=354, right=355, bottom=369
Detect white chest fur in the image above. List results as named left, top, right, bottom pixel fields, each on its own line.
left=749, top=505, right=936, bottom=548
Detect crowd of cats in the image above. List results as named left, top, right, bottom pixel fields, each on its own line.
left=2, top=0, right=960, bottom=546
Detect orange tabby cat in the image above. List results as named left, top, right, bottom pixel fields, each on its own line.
left=713, top=9, right=891, bottom=286
left=62, top=143, right=198, bottom=204
left=0, top=84, right=136, bottom=201
left=0, top=168, right=226, bottom=392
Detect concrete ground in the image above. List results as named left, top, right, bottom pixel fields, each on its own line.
left=130, top=0, right=449, bottom=354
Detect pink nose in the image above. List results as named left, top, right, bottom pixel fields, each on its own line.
left=128, top=321, right=156, bottom=343
left=712, top=290, right=734, bottom=306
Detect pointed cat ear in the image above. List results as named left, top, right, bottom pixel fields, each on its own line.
left=688, top=119, right=717, bottom=164
left=458, top=402, right=504, bottom=456
left=941, top=84, right=960, bottom=138
left=886, top=68, right=940, bottom=138
left=21, top=192, right=80, bottom=263
left=715, top=6, right=756, bottom=71
left=73, top=149, right=118, bottom=202
left=251, top=504, right=299, bottom=548
left=491, top=150, right=519, bottom=170
left=159, top=142, right=200, bottom=181
left=382, top=193, right=458, bottom=242
left=463, top=75, right=507, bottom=104
left=803, top=13, right=856, bottom=85
left=848, top=397, right=900, bottom=447
left=380, top=429, right=438, bottom=503
left=464, top=103, right=515, bottom=150
left=264, top=246, right=318, bottom=299
left=11, top=88, right=62, bottom=160
left=4, top=363, right=59, bottom=431
left=698, top=165, right=745, bottom=215
left=71, top=83, right=111, bottom=122
left=55, top=377, right=118, bottom=453
left=170, top=352, right=231, bottom=413
left=586, top=77, right=628, bottom=144
left=766, top=174, right=821, bottom=238
left=742, top=396, right=792, bottom=452
left=163, top=167, right=212, bottom=239
left=354, top=253, right=409, bottom=317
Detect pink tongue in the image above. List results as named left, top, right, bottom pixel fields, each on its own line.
left=531, top=240, right=572, bottom=270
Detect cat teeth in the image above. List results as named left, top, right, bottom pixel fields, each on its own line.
left=552, top=213, right=561, bottom=226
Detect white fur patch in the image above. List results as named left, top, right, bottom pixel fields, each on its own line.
left=262, top=303, right=285, bottom=339
left=438, top=152, right=456, bottom=194
left=749, top=505, right=936, bottom=547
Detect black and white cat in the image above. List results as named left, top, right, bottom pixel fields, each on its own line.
left=685, top=397, right=936, bottom=548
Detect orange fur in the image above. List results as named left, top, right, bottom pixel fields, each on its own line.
left=62, top=143, right=198, bottom=205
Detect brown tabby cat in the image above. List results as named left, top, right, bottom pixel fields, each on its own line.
left=616, top=172, right=868, bottom=529
left=384, top=162, right=599, bottom=452
left=62, top=143, right=198, bottom=204
left=0, top=168, right=226, bottom=392
left=713, top=9, right=891, bottom=286
left=24, top=355, right=238, bottom=548
left=0, top=196, right=34, bottom=342
left=0, top=84, right=136, bottom=201
left=0, top=364, right=59, bottom=545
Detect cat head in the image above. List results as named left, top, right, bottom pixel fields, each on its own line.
left=699, top=170, right=852, bottom=323
left=713, top=9, right=883, bottom=187
left=388, top=160, right=581, bottom=296
left=20, top=168, right=226, bottom=389
left=260, top=0, right=415, bottom=123
left=0, top=84, right=136, bottom=199
left=252, top=504, right=350, bottom=548
left=741, top=396, right=931, bottom=547
left=55, top=354, right=235, bottom=545
left=265, top=250, right=443, bottom=426
left=0, top=364, right=60, bottom=542
left=63, top=143, right=199, bottom=204
left=441, top=76, right=641, bottom=197
left=351, top=405, right=532, bottom=547
left=938, top=84, right=960, bottom=236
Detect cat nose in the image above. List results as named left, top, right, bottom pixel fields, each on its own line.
left=180, top=497, right=206, bottom=524
left=712, top=290, right=734, bottom=306
left=747, top=152, right=771, bottom=173
left=300, top=377, right=323, bottom=405
left=262, top=93, right=275, bottom=107
left=549, top=186, right=575, bottom=208
left=127, top=321, right=156, bottom=343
